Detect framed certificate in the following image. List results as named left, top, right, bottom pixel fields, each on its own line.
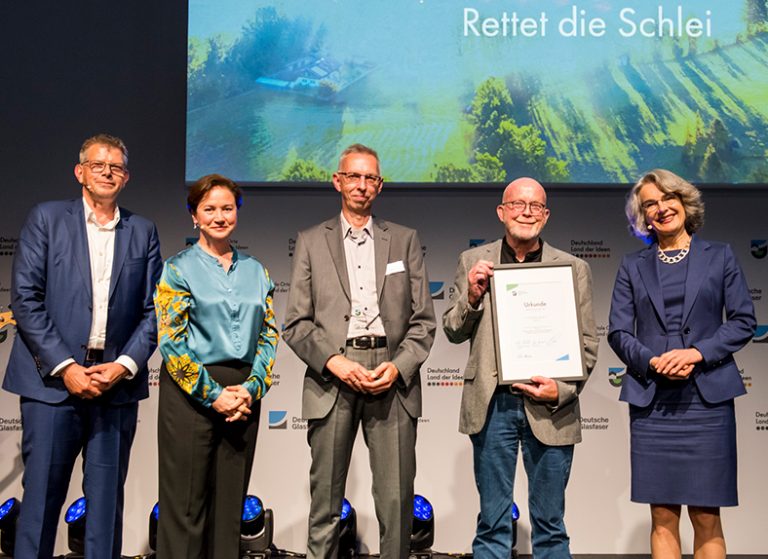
left=490, top=262, right=587, bottom=384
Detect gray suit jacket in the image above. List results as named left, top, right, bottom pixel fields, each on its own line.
left=283, top=215, right=436, bottom=420
left=443, top=240, right=598, bottom=444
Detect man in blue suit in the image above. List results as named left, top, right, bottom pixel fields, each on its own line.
left=3, top=134, right=162, bottom=558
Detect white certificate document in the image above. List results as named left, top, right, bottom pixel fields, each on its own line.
left=490, top=263, right=586, bottom=384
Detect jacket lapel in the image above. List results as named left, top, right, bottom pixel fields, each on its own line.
left=325, top=216, right=351, bottom=301
left=373, top=218, right=390, bottom=303
left=681, top=235, right=709, bottom=326
left=68, top=200, right=93, bottom=301
left=637, top=245, right=667, bottom=331
left=488, top=239, right=502, bottom=266
left=540, top=241, right=559, bottom=263
left=482, top=240, right=502, bottom=308
left=109, top=209, right=132, bottom=300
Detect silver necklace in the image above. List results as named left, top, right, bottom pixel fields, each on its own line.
left=657, top=244, right=690, bottom=264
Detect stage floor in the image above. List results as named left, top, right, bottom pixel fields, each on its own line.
left=259, top=554, right=767, bottom=559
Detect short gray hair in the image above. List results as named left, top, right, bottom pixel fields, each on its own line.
left=338, top=143, right=380, bottom=172
left=625, top=168, right=705, bottom=241
left=79, top=133, right=129, bottom=166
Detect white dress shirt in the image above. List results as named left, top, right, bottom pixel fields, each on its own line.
left=50, top=198, right=138, bottom=377
left=340, top=213, right=385, bottom=338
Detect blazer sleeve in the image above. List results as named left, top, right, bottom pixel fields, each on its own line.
left=116, top=223, right=162, bottom=368
left=442, top=251, right=486, bottom=344
left=11, top=205, right=72, bottom=375
left=691, top=244, right=756, bottom=365
left=388, top=230, right=436, bottom=386
left=282, top=230, right=340, bottom=374
left=607, top=254, right=655, bottom=378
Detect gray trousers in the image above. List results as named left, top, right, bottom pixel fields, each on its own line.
left=306, top=345, right=417, bottom=559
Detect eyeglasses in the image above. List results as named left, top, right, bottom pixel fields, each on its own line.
left=641, top=193, right=678, bottom=213
left=337, top=171, right=382, bottom=187
left=501, top=200, right=547, bottom=216
left=81, top=160, right=128, bottom=177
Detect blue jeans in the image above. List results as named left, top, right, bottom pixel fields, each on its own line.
left=470, top=391, right=574, bottom=559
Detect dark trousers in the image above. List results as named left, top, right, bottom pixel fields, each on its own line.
left=15, top=395, right=138, bottom=559
left=157, top=361, right=260, bottom=559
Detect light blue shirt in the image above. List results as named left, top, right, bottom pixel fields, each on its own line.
left=154, top=243, right=278, bottom=406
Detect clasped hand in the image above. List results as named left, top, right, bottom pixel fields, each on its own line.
left=326, top=355, right=399, bottom=395
left=62, top=362, right=130, bottom=399
left=212, top=385, right=253, bottom=422
left=650, top=348, right=702, bottom=379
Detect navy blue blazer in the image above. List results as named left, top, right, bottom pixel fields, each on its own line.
left=3, top=198, right=162, bottom=404
left=608, top=235, right=755, bottom=407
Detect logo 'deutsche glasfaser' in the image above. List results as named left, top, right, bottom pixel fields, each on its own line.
left=608, top=367, right=625, bottom=387
left=753, top=325, right=768, bottom=344
left=429, top=281, right=445, bottom=300
left=750, top=240, right=767, bottom=259
left=268, top=410, right=288, bottom=429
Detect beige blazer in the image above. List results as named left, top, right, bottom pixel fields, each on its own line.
left=443, top=240, right=598, bottom=445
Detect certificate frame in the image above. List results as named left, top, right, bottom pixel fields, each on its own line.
left=490, top=262, right=587, bottom=384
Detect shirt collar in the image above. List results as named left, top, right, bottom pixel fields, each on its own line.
left=192, top=241, right=239, bottom=269
left=340, top=212, right=372, bottom=239
left=501, top=236, right=543, bottom=263
left=82, top=197, right=120, bottom=230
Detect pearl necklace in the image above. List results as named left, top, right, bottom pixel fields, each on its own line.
left=657, top=244, right=690, bottom=264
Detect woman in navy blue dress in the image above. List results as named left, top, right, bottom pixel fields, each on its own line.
left=608, top=169, right=755, bottom=559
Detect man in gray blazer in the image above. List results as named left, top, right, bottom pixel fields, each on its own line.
left=443, top=177, right=598, bottom=558
left=283, top=144, right=436, bottom=559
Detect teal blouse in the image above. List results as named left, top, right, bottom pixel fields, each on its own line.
left=154, top=243, right=278, bottom=407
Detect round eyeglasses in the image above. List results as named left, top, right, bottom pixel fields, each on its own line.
left=501, top=200, right=546, bottom=216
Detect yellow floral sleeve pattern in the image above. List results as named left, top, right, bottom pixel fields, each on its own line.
left=154, top=262, right=223, bottom=406
left=243, top=271, right=279, bottom=400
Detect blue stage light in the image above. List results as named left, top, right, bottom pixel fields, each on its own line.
left=0, top=497, right=21, bottom=556
left=410, top=494, right=434, bottom=554
left=65, top=496, right=87, bottom=555
left=148, top=502, right=160, bottom=553
left=242, top=495, right=264, bottom=523
left=511, top=501, right=520, bottom=552
left=0, top=497, right=19, bottom=523
left=0, top=498, right=18, bottom=522
left=413, top=494, right=433, bottom=522
left=341, top=498, right=352, bottom=521
left=240, top=494, right=273, bottom=555
left=339, top=498, right=357, bottom=558
left=65, top=497, right=86, bottom=524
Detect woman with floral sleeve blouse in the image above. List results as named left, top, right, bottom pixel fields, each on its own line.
left=154, top=173, right=278, bottom=558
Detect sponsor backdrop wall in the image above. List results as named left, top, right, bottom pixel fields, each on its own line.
left=1, top=187, right=766, bottom=555
left=2, top=2, right=767, bottom=556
